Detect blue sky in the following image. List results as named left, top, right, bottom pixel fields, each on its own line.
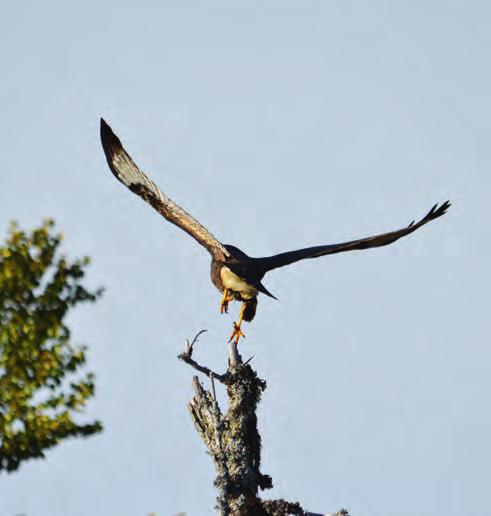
left=1, top=2, right=489, bottom=515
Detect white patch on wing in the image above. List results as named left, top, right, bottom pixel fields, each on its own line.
left=112, top=152, right=142, bottom=187
left=220, top=267, right=258, bottom=300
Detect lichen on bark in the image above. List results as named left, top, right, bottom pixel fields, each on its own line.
left=179, top=335, right=348, bottom=516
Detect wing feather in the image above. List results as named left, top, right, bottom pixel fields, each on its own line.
left=100, top=119, right=229, bottom=260
left=256, top=202, right=451, bottom=272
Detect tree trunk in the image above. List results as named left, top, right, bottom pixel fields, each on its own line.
left=179, top=333, right=348, bottom=516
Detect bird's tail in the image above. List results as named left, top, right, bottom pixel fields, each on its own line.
left=242, top=298, right=258, bottom=322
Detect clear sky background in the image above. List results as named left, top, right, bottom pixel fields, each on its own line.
left=0, top=2, right=489, bottom=515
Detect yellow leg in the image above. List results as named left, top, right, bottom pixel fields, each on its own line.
left=229, top=303, right=246, bottom=345
left=220, top=289, right=234, bottom=314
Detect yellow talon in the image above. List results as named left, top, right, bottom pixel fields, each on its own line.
left=228, top=303, right=247, bottom=345
left=229, top=321, right=245, bottom=344
left=220, top=289, right=234, bottom=314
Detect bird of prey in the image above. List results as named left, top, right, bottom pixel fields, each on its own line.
left=100, top=118, right=450, bottom=344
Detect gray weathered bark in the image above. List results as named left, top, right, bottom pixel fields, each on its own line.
left=178, top=332, right=348, bottom=516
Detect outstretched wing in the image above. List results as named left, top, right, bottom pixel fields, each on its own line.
left=256, top=202, right=451, bottom=272
left=100, top=118, right=230, bottom=261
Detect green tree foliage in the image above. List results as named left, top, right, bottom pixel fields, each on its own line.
left=0, top=220, right=103, bottom=473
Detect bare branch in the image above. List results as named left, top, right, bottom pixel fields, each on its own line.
left=228, top=340, right=241, bottom=367
left=178, top=331, right=230, bottom=384
left=243, top=355, right=254, bottom=366
left=209, top=371, right=217, bottom=401
left=178, top=351, right=229, bottom=384
left=188, top=376, right=231, bottom=515
left=185, top=329, right=208, bottom=355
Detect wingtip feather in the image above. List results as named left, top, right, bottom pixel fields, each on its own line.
left=100, top=117, right=110, bottom=138
left=100, top=118, right=126, bottom=169
left=423, top=200, right=452, bottom=222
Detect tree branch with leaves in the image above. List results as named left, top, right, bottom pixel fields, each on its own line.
left=0, top=220, right=103, bottom=473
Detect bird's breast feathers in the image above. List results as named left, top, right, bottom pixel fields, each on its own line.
left=220, top=266, right=258, bottom=300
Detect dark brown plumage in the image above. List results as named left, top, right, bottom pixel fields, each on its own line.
left=100, top=118, right=450, bottom=343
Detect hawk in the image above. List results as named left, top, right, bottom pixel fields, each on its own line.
left=100, top=119, right=450, bottom=344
